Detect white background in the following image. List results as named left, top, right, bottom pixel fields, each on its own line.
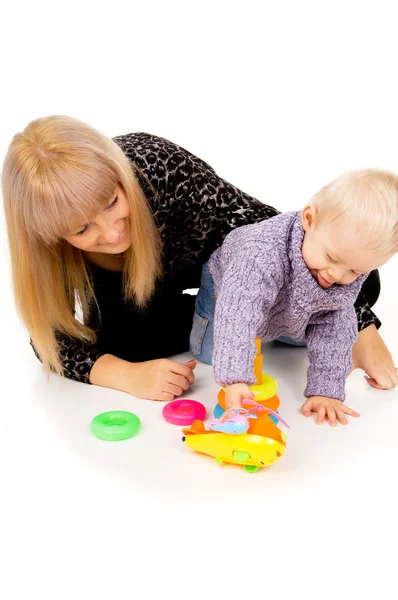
left=1, top=2, right=398, bottom=599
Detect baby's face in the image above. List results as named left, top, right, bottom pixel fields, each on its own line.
left=301, top=207, right=392, bottom=289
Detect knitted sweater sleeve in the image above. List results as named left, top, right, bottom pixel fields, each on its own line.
left=212, top=246, right=281, bottom=387
left=304, top=307, right=358, bottom=401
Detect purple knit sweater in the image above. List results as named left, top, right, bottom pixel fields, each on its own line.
left=208, top=211, right=368, bottom=401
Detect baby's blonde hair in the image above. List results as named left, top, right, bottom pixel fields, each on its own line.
left=311, top=169, right=398, bottom=255
left=2, top=115, right=162, bottom=377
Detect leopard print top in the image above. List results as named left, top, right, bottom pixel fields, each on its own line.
left=30, top=133, right=381, bottom=383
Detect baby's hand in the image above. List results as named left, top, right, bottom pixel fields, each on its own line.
left=302, top=396, right=360, bottom=426
left=221, top=383, right=254, bottom=420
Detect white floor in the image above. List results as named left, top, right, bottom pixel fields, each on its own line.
left=2, top=259, right=398, bottom=598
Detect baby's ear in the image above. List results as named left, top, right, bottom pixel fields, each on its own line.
left=301, top=204, right=318, bottom=231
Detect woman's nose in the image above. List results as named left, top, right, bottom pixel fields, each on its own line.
left=104, top=228, right=120, bottom=244
left=98, top=221, right=120, bottom=244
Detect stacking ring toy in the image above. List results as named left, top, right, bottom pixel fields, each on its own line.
left=162, top=399, right=206, bottom=426
left=90, top=411, right=141, bottom=441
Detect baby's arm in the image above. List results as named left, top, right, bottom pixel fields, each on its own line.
left=303, top=307, right=359, bottom=425
left=213, top=246, right=281, bottom=410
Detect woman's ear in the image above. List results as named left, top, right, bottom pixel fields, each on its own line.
left=301, top=204, right=318, bottom=232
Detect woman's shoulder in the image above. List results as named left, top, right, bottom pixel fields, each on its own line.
left=112, top=132, right=216, bottom=174
left=111, top=132, right=221, bottom=229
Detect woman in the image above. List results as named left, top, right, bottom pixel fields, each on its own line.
left=2, top=116, right=395, bottom=401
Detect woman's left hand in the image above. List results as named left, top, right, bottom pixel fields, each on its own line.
left=351, top=324, right=398, bottom=390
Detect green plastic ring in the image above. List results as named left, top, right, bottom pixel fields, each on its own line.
left=90, top=411, right=141, bottom=441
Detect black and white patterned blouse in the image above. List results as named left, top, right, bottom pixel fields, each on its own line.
left=31, top=133, right=381, bottom=383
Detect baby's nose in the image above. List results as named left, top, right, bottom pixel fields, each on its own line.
left=326, top=269, right=338, bottom=283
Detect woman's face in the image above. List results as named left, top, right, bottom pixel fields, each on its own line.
left=64, top=185, right=132, bottom=254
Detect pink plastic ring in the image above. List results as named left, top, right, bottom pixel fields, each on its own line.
left=162, top=399, right=206, bottom=426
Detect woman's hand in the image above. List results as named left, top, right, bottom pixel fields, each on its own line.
left=128, top=358, right=197, bottom=400
left=302, top=396, right=360, bottom=426
left=351, top=325, right=398, bottom=390
left=90, top=354, right=196, bottom=401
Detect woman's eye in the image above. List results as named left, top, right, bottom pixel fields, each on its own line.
left=76, top=224, right=90, bottom=236
left=107, top=196, right=118, bottom=209
left=327, top=254, right=337, bottom=263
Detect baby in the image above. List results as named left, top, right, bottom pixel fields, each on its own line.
left=190, top=169, right=398, bottom=425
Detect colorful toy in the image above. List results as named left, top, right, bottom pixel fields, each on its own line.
left=182, top=338, right=289, bottom=472
left=183, top=408, right=287, bottom=473
left=213, top=400, right=280, bottom=425
left=90, top=410, right=141, bottom=441
left=162, top=399, right=206, bottom=426
left=210, top=407, right=254, bottom=435
left=210, top=399, right=287, bottom=435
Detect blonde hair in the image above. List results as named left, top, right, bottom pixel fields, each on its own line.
left=311, top=169, right=398, bottom=255
left=2, top=115, right=162, bottom=377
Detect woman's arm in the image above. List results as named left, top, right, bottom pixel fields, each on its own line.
left=30, top=332, right=101, bottom=384
left=31, top=336, right=196, bottom=400
left=354, top=290, right=381, bottom=332
left=351, top=324, right=398, bottom=390
left=89, top=354, right=196, bottom=400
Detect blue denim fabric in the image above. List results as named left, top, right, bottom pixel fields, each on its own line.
left=189, top=262, right=216, bottom=364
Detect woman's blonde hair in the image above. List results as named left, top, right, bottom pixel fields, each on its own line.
left=2, top=115, right=162, bottom=377
left=311, top=168, right=398, bottom=255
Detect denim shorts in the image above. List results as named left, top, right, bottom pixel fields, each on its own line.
left=189, top=262, right=305, bottom=365
left=189, top=262, right=216, bottom=364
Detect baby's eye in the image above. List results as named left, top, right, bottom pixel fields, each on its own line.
left=326, top=254, right=337, bottom=263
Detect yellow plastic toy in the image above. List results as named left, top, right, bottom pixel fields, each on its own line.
left=183, top=410, right=286, bottom=473
left=182, top=338, right=288, bottom=473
